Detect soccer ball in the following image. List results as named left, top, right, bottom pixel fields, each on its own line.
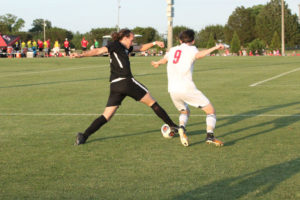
left=161, top=124, right=174, bottom=139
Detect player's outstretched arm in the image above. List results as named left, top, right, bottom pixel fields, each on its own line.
left=151, top=58, right=168, bottom=68
left=70, top=47, right=108, bottom=58
left=195, top=44, right=224, bottom=60
left=133, top=41, right=164, bottom=52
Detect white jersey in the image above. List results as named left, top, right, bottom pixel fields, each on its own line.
left=164, top=43, right=198, bottom=93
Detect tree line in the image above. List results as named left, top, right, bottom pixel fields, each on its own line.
left=1, top=0, right=299, bottom=53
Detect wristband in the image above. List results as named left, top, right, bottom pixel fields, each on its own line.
left=152, top=41, right=156, bottom=46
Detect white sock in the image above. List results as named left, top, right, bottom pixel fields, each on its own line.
left=206, top=114, right=216, bottom=133
left=179, top=113, right=189, bottom=127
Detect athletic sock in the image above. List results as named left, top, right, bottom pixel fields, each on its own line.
left=206, top=114, right=216, bottom=133
left=83, top=115, right=108, bottom=138
left=179, top=113, right=189, bottom=127
left=151, top=102, right=177, bottom=127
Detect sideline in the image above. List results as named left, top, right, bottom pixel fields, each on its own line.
left=250, top=67, right=300, bottom=87
left=0, top=61, right=147, bottom=78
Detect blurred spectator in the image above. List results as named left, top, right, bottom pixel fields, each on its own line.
left=47, top=39, right=51, bottom=56
left=32, top=40, right=37, bottom=50
left=14, top=41, right=20, bottom=52
left=32, top=40, right=37, bottom=56
left=81, top=37, right=88, bottom=51
left=21, top=41, right=26, bottom=55
left=38, top=39, right=43, bottom=53
left=53, top=40, right=60, bottom=57
left=94, top=39, right=99, bottom=48
left=239, top=50, right=242, bottom=56
left=27, top=40, right=32, bottom=51
left=43, top=40, right=48, bottom=56
left=64, top=38, right=70, bottom=56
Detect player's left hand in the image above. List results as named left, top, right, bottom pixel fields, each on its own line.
left=155, top=41, right=165, bottom=48
left=216, top=44, right=225, bottom=50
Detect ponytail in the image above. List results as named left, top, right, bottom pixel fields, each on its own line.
left=111, top=29, right=132, bottom=41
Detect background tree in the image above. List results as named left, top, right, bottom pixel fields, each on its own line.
left=225, top=6, right=260, bottom=45
left=269, top=31, right=281, bottom=51
left=255, top=0, right=299, bottom=47
left=172, top=26, right=191, bottom=46
left=45, top=27, right=73, bottom=47
left=17, top=32, right=33, bottom=42
left=0, top=21, right=9, bottom=34
left=71, top=31, right=84, bottom=50
left=88, top=27, right=117, bottom=47
left=248, top=39, right=266, bottom=55
left=230, top=31, right=241, bottom=54
left=196, top=25, right=224, bottom=48
left=0, top=13, right=25, bottom=33
left=29, top=19, right=52, bottom=33
left=206, top=33, right=218, bottom=55
left=132, top=27, right=159, bottom=44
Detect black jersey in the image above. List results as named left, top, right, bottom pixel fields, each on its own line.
left=106, top=41, right=134, bottom=81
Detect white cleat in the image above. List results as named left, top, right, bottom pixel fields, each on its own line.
left=178, top=126, right=189, bottom=147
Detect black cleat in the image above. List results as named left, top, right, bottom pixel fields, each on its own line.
left=205, top=133, right=224, bottom=146
left=170, top=126, right=179, bottom=136
left=74, top=133, right=88, bottom=145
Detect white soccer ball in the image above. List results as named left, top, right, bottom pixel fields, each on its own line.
left=161, top=124, right=174, bottom=139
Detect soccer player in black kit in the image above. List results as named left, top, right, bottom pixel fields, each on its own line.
left=71, top=29, right=185, bottom=145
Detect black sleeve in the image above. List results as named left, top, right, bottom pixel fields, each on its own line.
left=106, top=42, right=115, bottom=53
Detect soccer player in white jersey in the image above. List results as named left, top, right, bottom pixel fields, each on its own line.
left=151, top=29, right=224, bottom=147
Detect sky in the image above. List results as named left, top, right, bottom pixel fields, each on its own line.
left=1, top=0, right=299, bottom=34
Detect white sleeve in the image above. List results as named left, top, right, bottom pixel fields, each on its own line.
left=164, top=52, right=170, bottom=60
left=192, top=46, right=199, bottom=61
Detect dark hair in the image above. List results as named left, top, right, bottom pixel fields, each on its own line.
left=179, top=29, right=195, bottom=43
left=111, top=29, right=132, bottom=41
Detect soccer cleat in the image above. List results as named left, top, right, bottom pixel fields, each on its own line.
left=205, top=133, right=224, bottom=147
left=169, top=126, right=179, bottom=137
left=74, top=132, right=88, bottom=145
left=178, top=126, right=189, bottom=147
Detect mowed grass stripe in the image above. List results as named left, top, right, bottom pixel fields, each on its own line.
left=1, top=56, right=300, bottom=199
left=1, top=113, right=300, bottom=117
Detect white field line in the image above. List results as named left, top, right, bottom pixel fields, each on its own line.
left=0, top=113, right=299, bottom=117
left=0, top=65, right=104, bottom=78
left=250, top=67, right=300, bottom=87
left=0, top=61, right=147, bottom=78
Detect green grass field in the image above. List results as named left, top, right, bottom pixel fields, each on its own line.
left=1, top=56, right=300, bottom=200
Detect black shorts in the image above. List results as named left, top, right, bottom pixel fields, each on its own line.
left=106, top=78, right=148, bottom=107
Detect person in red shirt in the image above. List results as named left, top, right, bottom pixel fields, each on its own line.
left=64, top=38, right=70, bottom=56
left=81, top=37, right=88, bottom=51
left=47, top=39, right=51, bottom=56
left=37, top=39, right=43, bottom=52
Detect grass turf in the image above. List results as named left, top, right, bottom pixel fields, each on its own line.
left=0, top=56, right=300, bottom=199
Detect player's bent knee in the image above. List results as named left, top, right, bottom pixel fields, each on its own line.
left=140, top=93, right=156, bottom=107
left=202, top=104, right=215, bottom=115
left=180, top=108, right=190, bottom=115
left=103, top=106, right=119, bottom=121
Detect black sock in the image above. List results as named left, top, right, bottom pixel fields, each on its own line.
left=151, top=102, right=177, bottom=127
left=83, top=115, right=108, bottom=137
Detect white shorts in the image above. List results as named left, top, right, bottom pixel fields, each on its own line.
left=170, top=89, right=210, bottom=111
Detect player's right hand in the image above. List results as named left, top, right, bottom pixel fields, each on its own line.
left=70, top=53, right=81, bottom=58
left=70, top=53, right=77, bottom=58
left=151, top=61, right=159, bottom=68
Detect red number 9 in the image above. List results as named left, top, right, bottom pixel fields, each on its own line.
left=173, top=50, right=182, bottom=64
